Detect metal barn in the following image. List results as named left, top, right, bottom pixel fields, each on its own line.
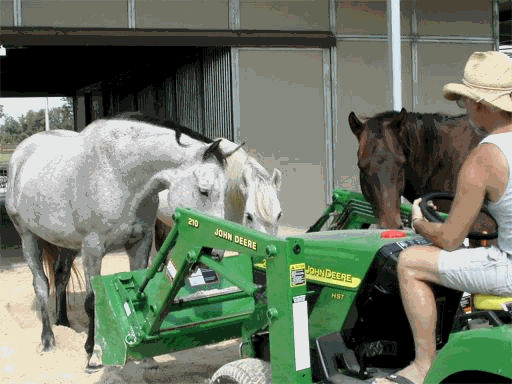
left=0, top=0, right=504, bottom=228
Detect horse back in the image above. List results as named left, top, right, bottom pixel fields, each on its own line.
left=7, top=131, right=80, bottom=197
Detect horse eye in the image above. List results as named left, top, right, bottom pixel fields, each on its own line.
left=246, top=213, right=254, bottom=222
left=277, top=212, right=282, bottom=221
left=198, top=188, right=209, bottom=197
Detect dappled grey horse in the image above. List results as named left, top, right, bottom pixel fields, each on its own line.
left=5, top=119, right=243, bottom=369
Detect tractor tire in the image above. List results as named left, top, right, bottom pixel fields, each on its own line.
left=210, top=358, right=272, bottom=384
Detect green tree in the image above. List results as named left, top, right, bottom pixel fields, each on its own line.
left=18, top=109, right=46, bottom=137
left=0, top=115, right=21, bottom=144
left=60, top=97, right=73, bottom=115
left=49, top=106, right=74, bottom=131
left=0, top=99, right=75, bottom=144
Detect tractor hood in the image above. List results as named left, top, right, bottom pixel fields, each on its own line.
left=279, top=229, right=423, bottom=291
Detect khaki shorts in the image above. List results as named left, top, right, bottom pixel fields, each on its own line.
left=438, top=245, right=512, bottom=297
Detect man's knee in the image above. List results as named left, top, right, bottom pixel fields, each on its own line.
left=398, top=247, right=415, bottom=270
left=397, top=245, right=442, bottom=281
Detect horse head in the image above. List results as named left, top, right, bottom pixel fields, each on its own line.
left=164, top=139, right=244, bottom=221
left=240, top=164, right=283, bottom=236
left=349, top=108, right=409, bottom=229
left=214, top=138, right=283, bottom=236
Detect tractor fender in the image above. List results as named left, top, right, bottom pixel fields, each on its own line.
left=424, top=326, right=512, bottom=383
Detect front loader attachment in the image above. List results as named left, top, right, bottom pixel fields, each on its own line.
left=92, top=222, right=183, bottom=365
left=93, top=271, right=131, bottom=365
left=91, top=207, right=313, bottom=384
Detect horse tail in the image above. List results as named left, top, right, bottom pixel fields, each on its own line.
left=42, top=240, right=58, bottom=295
left=41, top=240, right=84, bottom=308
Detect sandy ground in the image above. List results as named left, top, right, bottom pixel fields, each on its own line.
left=0, top=225, right=306, bottom=384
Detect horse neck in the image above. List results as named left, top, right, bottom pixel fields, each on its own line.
left=403, top=115, right=477, bottom=198
left=99, top=127, right=203, bottom=184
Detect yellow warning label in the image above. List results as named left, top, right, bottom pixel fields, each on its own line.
left=290, top=263, right=306, bottom=287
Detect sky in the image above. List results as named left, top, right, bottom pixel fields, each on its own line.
left=0, top=97, right=67, bottom=123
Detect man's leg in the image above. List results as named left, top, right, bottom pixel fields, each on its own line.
left=375, top=245, right=444, bottom=384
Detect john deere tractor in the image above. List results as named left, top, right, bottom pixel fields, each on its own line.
left=92, top=189, right=512, bottom=383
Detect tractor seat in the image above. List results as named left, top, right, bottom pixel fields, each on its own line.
left=473, top=294, right=512, bottom=311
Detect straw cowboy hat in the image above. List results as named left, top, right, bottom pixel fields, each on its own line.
left=443, top=51, right=512, bottom=112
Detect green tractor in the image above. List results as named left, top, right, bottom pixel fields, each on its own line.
left=92, top=189, right=512, bottom=383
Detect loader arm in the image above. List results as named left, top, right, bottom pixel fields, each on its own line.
left=92, top=207, right=314, bottom=384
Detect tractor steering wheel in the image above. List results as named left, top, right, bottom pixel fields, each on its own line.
left=419, top=192, right=498, bottom=241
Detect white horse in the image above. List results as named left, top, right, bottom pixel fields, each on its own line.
left=5, top=119, right=243, bottom=370
left=154, top=138, right=283, bottom=253
left=107, top=112, right=283, bottom=249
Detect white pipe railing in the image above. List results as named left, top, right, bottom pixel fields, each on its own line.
left=387, top=0, right=402, bottom=111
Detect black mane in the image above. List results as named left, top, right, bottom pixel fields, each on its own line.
left=107, top=111, right=214, bottom=146
left=363, top=110, right=468, bottom=160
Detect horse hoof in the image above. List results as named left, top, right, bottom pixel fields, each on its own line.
left=38, top=343, right=55, bottom=353
left=40, top=334, right=56, bottom=352
left=85, top=358, right=104, bottom=374
left=86, top=345, right=104, bottom=373
left=85, top=365, right=103, bottom=374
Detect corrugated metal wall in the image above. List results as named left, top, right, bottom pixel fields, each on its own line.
left=203, top=47, right=233, bottom=140
left=175, top=58, right=204, bottom=132
left=97, top=47, right=233, bottom=140
left=163, top=76, right=176, bottom=121
left=137, top=84, right=158, bottom=115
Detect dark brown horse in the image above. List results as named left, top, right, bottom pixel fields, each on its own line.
left=348, top=108, right=488, bottom=231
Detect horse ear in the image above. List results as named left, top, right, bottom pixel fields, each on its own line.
left=272, top=168, right=282, bottom=192
left=348, top=112, right=364, bottom=138
left=390, top=108, right=408, bottom=130
left=203, top=139, right=223, bottom=161
left=223, top=141, right=246, bottom=159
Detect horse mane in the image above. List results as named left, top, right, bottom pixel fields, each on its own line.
left=362, top=110, right=468, bottom=163
left=402, top=112, right=468, bottom=165
left=244, top=156, right=277, bottom=224
left=107, top=111, right=214, bottom=147
left=255, top=178, right=277, bottom=223
left=245, top=156, right=271, bottom=179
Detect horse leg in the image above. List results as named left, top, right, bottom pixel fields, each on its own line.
left=125, top=231, right=153, bottom=271
left=21, top=233, right=56, bottom=351
left=125, top=232, right=160, bottom=369
left=54, top=247, right=79, bottom=327
left=79, top=235, right=106, bottom=371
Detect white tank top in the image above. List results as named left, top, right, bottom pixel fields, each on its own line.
left=479, top=132, right=512, bottom=253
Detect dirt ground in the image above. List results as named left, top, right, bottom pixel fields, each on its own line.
left=0, top=226, right=306, bottom=384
